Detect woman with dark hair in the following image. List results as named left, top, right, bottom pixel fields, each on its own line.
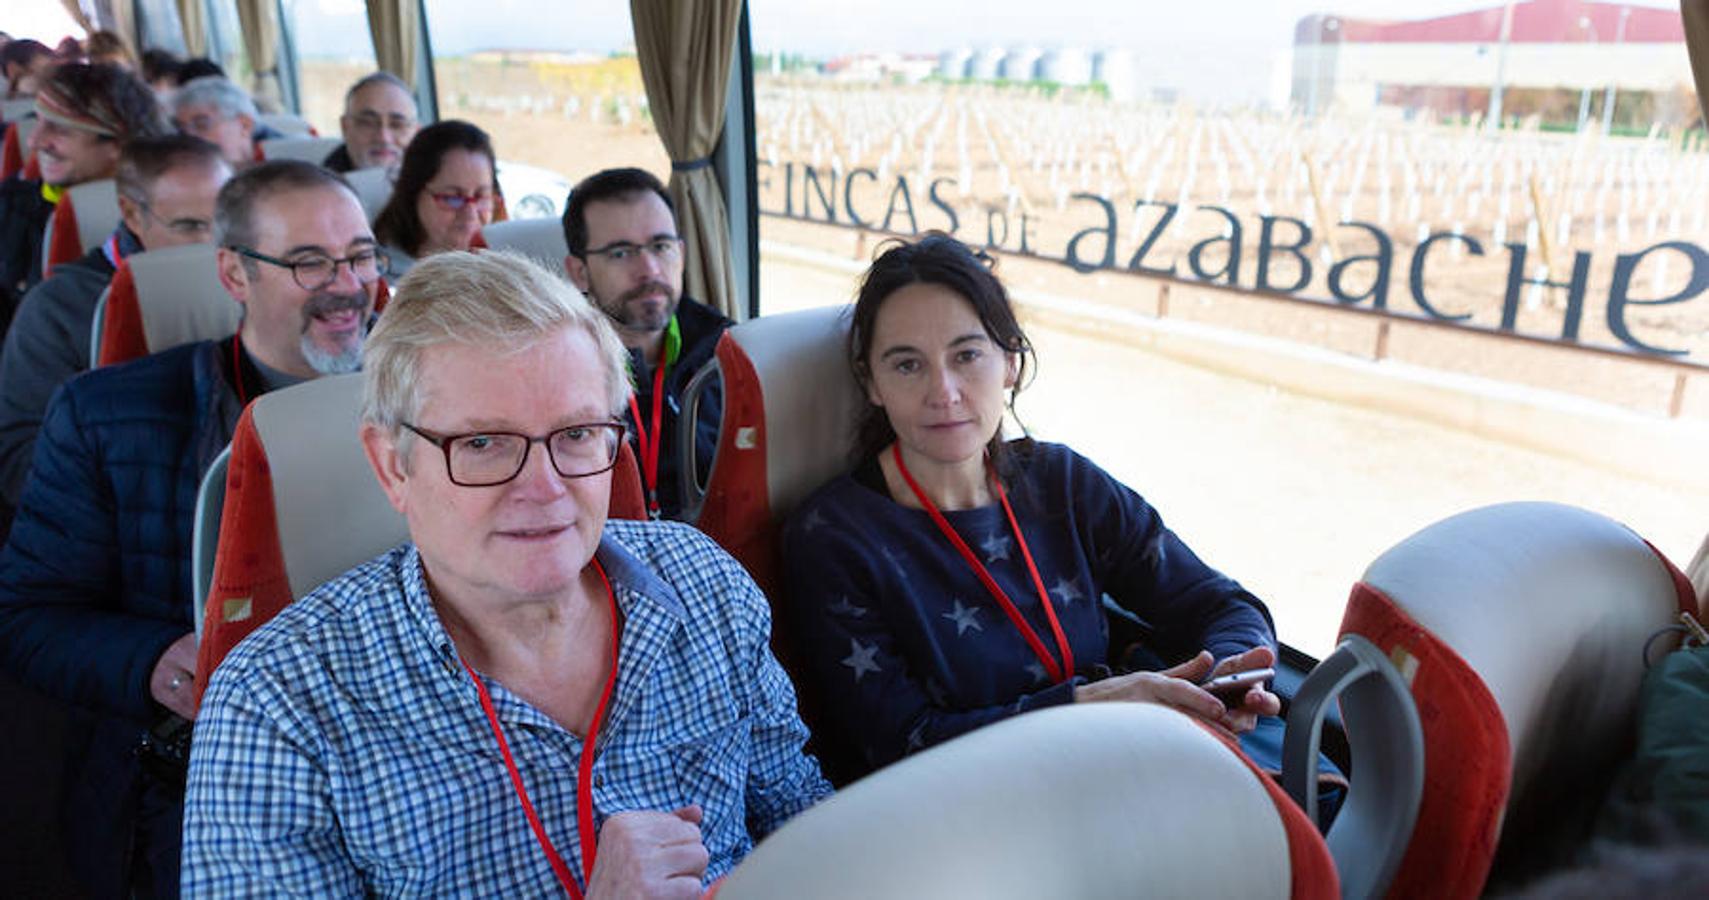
left=782, top=233, right=1292, bottom=781
left=371, top=120, right=498, bottom=274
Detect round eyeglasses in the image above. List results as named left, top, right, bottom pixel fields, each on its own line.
left=228, top=245, right=392, bottom=291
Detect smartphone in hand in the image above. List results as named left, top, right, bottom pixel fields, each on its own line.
left=1199, top=667, right=1276, bottom=709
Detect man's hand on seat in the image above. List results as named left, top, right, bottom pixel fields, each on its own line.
left=149, top=631, right=198, bottom=720
left=588, top=805, right=709, bottom=900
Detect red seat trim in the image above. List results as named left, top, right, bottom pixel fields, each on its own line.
left=44, top=192, right=81, bottom=277
left=1340, top=583, right=1510, bottom=900
left=96, top=258, right=148, bottom=366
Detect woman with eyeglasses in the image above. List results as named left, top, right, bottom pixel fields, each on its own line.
left=372, top=120, right=500, bottom=275
left=781, top=234, right=1343, bottom=799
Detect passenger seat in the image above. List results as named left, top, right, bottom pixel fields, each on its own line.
left=1288, top=502, right=1697, bottom=898
left=256, top=135, right=342, bottom=165
left=42, top=178, right=119, bottom=278
left=717, top=702, right=1337, bottom=899
left=89, top=244, right=239, bottom=367
left=480, top=218, right=570, bottom=277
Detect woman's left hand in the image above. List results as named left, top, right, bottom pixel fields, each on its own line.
left=1206, top=645, right=1282, bottom=735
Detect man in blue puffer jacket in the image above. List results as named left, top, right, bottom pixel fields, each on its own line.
left=0, top=159, right=383, bottom=899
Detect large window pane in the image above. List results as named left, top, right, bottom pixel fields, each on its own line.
left=750, top=0, right=1704, bottom=656
left=282, top=0, right=379, bottom=133
left=421, top=0, right=671, bottom=208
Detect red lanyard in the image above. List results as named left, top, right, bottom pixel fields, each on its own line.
left=625, top=362, right=668, bottom=518
left=891, top=444, right=1076, bottom=683
left=462, top=560, right=623, bottom=900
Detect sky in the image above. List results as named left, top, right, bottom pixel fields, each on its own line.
left=0, top=0, right=1684, bottom=104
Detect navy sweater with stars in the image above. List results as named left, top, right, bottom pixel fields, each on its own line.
left=780, top=440, right=1275, bottom=772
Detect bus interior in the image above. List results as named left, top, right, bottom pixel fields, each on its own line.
left=3, top=0, right=1709, bottom=896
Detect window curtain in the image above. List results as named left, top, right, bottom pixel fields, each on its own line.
left=630, top=0, right=742, bottom=320
left=105, top=0, right=141, bottom=62
left=364, top=0, right=418, bottom=83
left=1684, top=0, right=1709, bottom=127
left=60, top=0, right=97, bottom=34
left=176, top=0, right=208, bottom=58
left=234, top=0, right=283, bottom=108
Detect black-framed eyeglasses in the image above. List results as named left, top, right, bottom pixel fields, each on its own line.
left=582, top=236, right=683, bottom=264
left=401, top=421, right=626, bottom=487
left=228, top=245, right=391, bottom=291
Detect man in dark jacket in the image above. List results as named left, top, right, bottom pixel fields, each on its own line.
left=320, top=71, right=417, bottom=173
left=562, top=167, right=733, bottom=520
left=0, top=62, right=169, bottom=334
left=0, top=134, right=230, bottom=539
left=0, top=159, right=382, bottom=898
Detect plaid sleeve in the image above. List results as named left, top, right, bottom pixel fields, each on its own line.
left=181, top=665, right=364, bottom=897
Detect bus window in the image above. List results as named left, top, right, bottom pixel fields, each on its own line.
left=282, top=0, right=380, bottom=133
left=419, top=0, right=672, bottom=217
left=748, top=0, right=1705, bottom=657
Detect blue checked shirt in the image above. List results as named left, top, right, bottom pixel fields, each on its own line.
left=182, top=520, right=832, bottom=897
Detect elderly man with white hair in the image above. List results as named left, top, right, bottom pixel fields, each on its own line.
left=182, top=251, right=832, bottom=897
left=170, top=75, right=276, bottom=168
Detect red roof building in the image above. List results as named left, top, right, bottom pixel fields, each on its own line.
left=1291, top=0, right=1691, bottom=120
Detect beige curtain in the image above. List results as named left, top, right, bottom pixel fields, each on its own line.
left=61, top=0, right=96, bottom=34
left=630, top=0, right=742, bottom=319
left=1685, top=0, right=1709, bottom=126
left=365, top=0, right=419, bottom=83
left=234, top=0, right=283, bottom=109
left=176, top=0, right=208, bottom=58
left=106, top=0, right=141, bottom=62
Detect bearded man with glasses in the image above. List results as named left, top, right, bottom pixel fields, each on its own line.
left=183, top=250, right=831, bottom=896
left=0, top=159, right=383, bottom=898
left=562, top=167, right=733, bottom=520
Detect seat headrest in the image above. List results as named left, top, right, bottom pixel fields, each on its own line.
left=257, top=113, right=313, bottom=137
left=723, top=305, right=864, bottom=521
left=258, top=136, right=342, bottom=165
left=480, top=218, right=569, bottom=276
left=122, top=243, right=242, bottom=355
left=1, top=97, right=35, bottom=123
left=247, top=373, right=407, bottom=600
left=1361, top=501, right=1688, bottom=804
left=343, top=167, right=394, bottom=223
left=717, top=703, right=1295, bottom=899
left=67, top=179, right=120, bottom=253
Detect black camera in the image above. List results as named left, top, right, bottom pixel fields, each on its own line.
left=134, top=714, right=193, bottom=787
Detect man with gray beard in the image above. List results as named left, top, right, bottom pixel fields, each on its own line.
left=0, top=160, right=384, bottom=898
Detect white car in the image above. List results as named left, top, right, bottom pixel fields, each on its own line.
left=497, top=160, right=573, bottom=220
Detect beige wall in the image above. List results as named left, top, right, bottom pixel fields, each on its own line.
left=1295, top=42, right=1694, bottom=111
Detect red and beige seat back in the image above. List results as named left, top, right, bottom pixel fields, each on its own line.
left=43, top=178, right=120, bottom=277
left=480, top=218, right=569, bottom=277
left=90, top=243, right=240, bottom=367
left=716, top=703, right=1337, bottom=900
left=257, top=135, right=342, bottom=164
left=191, top=372, right=646, bottom=705
left=681, top=304, right=864, bottom=602
left=1327, top=502, right=1695, bottom=898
